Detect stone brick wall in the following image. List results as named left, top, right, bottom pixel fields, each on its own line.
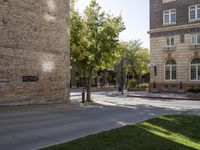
left=0, top=0, right=70, bottom=106
left=150, top=33, right=200, bottom=92
left=150, top=0, right=200, bottom=29
left=149, top=0, right=200, bottom=93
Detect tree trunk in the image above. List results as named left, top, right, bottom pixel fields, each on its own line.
left=86, top=67, right=94, bottom=102
left=132, top=69, right=139, bottom=87
left=138, top=75, right=142, bottom=84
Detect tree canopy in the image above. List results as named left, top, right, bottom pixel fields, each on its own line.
left=122, top=40, right=150, bottom=82
left=113, top=40, right=150, bottom=88
left=70, top=0, right=125, bottom=101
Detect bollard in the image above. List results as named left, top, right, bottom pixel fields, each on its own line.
left=82, top=89, right=85, bottom=103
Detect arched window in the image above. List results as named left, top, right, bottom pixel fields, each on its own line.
left=191, top=58, right=200, bottom=80
left=165, top=59, right=176, bottom=80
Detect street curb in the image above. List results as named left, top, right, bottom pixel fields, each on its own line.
left=0, top=103, right=82, bottom=113
left=126, top=95, right=200, bottom=101
left=0, top=101, right=104, bottom=113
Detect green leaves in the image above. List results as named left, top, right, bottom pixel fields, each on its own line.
left=114, top=40, right=150, bottom=81
left=126, top=40, right=150, bottom=79
left=70, top=0, right=125, bottom=76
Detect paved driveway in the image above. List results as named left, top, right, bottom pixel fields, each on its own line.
left=0, top=92, right=200, bottom=150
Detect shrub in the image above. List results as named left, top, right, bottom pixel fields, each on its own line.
left=128, top=80, right=136, bottom=88
left=187, top=87, right=200, bottom=94
left=140, top=83, right=149, bottom=89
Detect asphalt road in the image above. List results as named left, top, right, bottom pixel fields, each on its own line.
left=0, top=92, right=200, bottom=150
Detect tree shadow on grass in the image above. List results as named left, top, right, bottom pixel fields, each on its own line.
left=41, top=121, right=196, bottom=150
left=142, top=115, right=200, bottom=146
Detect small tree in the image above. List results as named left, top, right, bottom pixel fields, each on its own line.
left=70, top=0, right=125, bottom=101
left=120, top=40, right=150, bottom=85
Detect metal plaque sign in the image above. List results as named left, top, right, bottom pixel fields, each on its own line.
left=22, top=76, right=39, bottom=82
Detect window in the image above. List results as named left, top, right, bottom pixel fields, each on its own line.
left=165, top=59, right=176, bottom=80
left=163, top=0, right=176, bottom=3
left=191, top=58, right=200, bottom=81
left=189, top=4, right=200, bottom=21
left=165, top=37, right=175, bottom=47
left=163, top=9, right=176, bottom=25
left=191, top=34, right=200, bottom=44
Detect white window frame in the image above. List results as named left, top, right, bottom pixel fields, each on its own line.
left=163, top=9, right=176, bottom=25
left=165, top=60, right=177, bottom=81
left=165, top=37, right=175, bottom=47
left=191, top=34, right=200, bottom=45
left=163, top=0, right=176, bottom=3
left=190, top=58, right=200, bottom=81
left=189, top=4, right=200, bottom=21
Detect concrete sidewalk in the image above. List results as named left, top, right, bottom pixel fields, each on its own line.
left=125, top=91, right=200, bottom=100
left=70, top=87, right=116, bottom=92
left=70, top=87, right=200, bottom=100
left=107, top=90, right=199, bottom=100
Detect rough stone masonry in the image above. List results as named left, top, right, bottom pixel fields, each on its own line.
left=0, top=0, right=70, bottom=106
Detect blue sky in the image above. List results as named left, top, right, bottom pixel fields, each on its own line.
left=75, top=0, right=149, bottom=49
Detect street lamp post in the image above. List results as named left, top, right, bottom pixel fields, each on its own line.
left=121, top=58, right=124, bottom=95
left=70, top=66, right=72, bottom=88
left=82, top=63, right=86, bottom=103
left=153, top=64, right=157, bottom=76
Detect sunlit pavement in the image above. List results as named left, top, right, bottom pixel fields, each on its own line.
left=0, top=92, right=200, bottom=150
left=91, top=92, right=200, bottom=112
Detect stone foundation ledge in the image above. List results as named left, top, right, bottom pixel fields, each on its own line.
left=0, top=96, right=69, bottom=107
left=149, top=82, right=200, bottom=93
left=187, top=93, right=200, bottom=98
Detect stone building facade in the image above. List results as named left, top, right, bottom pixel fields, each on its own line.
left=149, top=0, right=200, bottom=92
left=0, top=0, right=70, bottom=106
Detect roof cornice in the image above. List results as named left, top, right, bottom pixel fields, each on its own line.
left=148, top=23, right=200, bottom=34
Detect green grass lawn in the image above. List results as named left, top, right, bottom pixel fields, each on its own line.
left=40, top=115, right=200, bottom=150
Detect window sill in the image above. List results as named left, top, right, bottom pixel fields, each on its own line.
left=189, top=44, right=200, bottom=50
left=163, top=46, right=176, bottom=51
left=164, top=80, right=177, bottom=82
left=188, top=19, right=200, bottom=23
left=163, top=23, right=176, bottom=26
left=163, top=0, right=176, bottom=3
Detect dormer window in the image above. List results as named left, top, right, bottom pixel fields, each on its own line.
left=163, top=9, right=176, bottom=25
